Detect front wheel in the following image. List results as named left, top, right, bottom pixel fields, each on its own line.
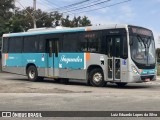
left=27, top=66, right=43, bottom=82
left=89, top=68, right=106, bottom=87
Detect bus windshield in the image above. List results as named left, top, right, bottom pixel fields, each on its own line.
left=130, top=35, right=155, bottom=68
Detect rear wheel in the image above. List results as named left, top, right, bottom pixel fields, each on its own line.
left=27, top=66, right=43, bottom=82
left=89, top=68, right=106, bottom=87
left=116, top=82, right=127, bottom=87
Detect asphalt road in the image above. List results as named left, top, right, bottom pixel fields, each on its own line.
left=0, top=72, right=160, bottom=120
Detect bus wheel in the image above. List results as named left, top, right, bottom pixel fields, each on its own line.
left=89, top=68, right=106, bottom=87
left=27, top=66, right=40, bottom=82
left=116, top=82, right=127, bottom=87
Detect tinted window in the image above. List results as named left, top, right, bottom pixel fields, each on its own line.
left=2, top=38, right=9, bottom=53
left=63, top=33, right=79, bottom=52
left=23, top=36, right=39, bottom=53
left=80, top=32, right=101, bottom=53
left=8, top=37, right=23, bottom=53
left=39, top=36, right=46, bottom=52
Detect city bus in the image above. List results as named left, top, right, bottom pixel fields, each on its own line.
left=1, top=24, right=156, bottom=87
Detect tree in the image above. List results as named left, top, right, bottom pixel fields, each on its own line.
left=61, top=15, right=71, bottom=27
left=0, top=0, right=14, bottom=36
left=0, top=1, right=92, bottom=34
left=79, top=16, right=91, bottom=27
left=9, top=7, right=64, bottom=32
left=61, top=15, right=92, bottom=27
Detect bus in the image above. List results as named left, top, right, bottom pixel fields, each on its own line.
left=1, top=24, right=156, bottom=87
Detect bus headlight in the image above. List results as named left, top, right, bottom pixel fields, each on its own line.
left=131, top=66, right=139, bottom=75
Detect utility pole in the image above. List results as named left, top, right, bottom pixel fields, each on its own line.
left=33, top=0, right=37, bottom=28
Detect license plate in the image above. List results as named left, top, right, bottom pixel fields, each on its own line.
left=145, top=78, right=150, bottom=82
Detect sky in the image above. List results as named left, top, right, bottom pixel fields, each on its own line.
left=15, top=0, right=160, bottom=48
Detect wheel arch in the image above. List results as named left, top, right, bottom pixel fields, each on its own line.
left=87, top=65, right=105, bottom=87
left=87, top=65, right=104, bottom=80
left=26, top=63, right=37, bottom=74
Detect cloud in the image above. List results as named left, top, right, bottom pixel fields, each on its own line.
left=120, top=5, right=135, bottom=19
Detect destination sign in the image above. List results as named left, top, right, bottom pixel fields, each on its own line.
left=131, top=27, right=152, bottom=36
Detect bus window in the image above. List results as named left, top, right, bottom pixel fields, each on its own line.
left=2, top=38, right=9, bottom=53
left=23, top=36, right=39, bottom=53
left=63, top=33, right=79, bottom=52
left=47, top=38, right=59, bottom=57
left=122, top=36, right=128, bottom=59
left=107, top=38, right=113, bottom=57
left=8, top=37, right=23, bottom=53
left=115, top=37, right=121, bottom=57
left=80, top=32, right=101, bottom=53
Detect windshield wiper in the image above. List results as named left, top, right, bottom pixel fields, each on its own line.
left=137, top=35, right=149, bottom=65
left=137, top=35, right=146, bottom=48
left=146, top=37, right=151, bottom=48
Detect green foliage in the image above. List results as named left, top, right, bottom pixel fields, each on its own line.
left=0, top=0, right=14, bottom=36
left=0, top=0, right=92, bottom=35
left=61, top=16, right=91, bottom=27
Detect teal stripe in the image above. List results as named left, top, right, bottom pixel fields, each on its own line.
left=6, top=28, right=85, bottom=37
left=141, top=69, right=156, bottom=75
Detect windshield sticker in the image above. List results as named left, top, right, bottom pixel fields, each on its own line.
left=132, top=27, right=152, bottom=36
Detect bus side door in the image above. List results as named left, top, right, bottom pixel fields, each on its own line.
left=107, top=36, right=122, bottom=81
left=47, top=38, right=59, bottom=77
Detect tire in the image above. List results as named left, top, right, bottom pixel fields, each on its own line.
left=116, top=82, right=127, bottom=87
left=27, top=66, right=42, bottom=82
left=89, top=68, right=106, bottom=87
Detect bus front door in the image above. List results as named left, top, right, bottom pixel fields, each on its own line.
left=47, top=39, right=59, bottom=77
left=107, top=36, right=121, bottom=81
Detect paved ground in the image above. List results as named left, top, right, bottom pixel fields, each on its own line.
left=0, top=72, right=160, bottom=120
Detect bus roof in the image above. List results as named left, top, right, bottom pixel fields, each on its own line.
left=3, top=24, right=129, bottom=38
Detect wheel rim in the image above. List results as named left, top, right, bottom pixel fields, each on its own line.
left=29, top=70, right=35, bottom=79
left=93, top=73, right=102, bottom=83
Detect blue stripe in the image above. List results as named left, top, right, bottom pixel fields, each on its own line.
left=6, top=28, right=85, bottom=37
